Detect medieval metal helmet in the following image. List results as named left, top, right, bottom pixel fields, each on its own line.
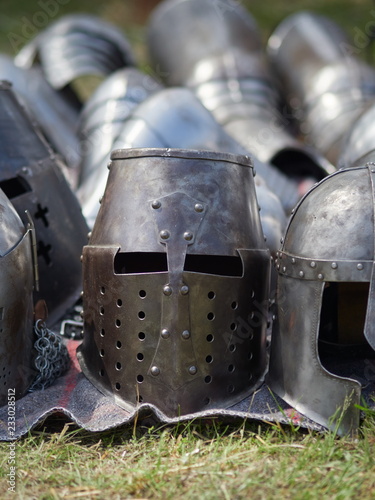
left=78, top=148, right=271, bottom=417
left=0, top=81, right=88, bottom=327
left=0, top=188, right=35, bottom=406
left=268, top=161, right=375, bottom=435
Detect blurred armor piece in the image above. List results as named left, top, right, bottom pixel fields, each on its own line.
left=78, top=68, right=162, bottom=187
left=147, top=0, right=333, bottom=181
left=0, top=81, right=88, bottom=326
left=0, top=187, right=35, bottom=406
left=269, top=160, right=375, bottom=435
left=0, top=54, right=80, bottom=179
left=338, top=103, right=375, bottom=169
left=77, top=86, right=289, bottom=252
left=267, top=11, right=375, bottom=164
left=78, top=148, right=270, bottom=417
left=15, top=14, right=136, bottom=96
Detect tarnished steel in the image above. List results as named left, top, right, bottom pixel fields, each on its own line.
left=147, top=0, right=333, bottom=181
left=269, top=164, right=375, bottom=435
left=0, top=81, right=88, bottom=326
left=77, top=86, right=293, bottom=245
left=0, top=187, right=35, bottom=406
left=267, top=11, right=375, bottom=164
left=0, top=54, right=80, bottom=178
left=15, top=14, right=136, bottom=92
left=77, top=67, right=163, bottom=194
left=78, top=148, right=270, bottom=417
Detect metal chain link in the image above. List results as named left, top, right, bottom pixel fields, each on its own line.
left=28, top=319, right=71, bottom=392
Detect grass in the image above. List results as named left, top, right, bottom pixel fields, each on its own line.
left=1, top=0, right=375, bottom=498
left=1, top=413, right=375, bottom=499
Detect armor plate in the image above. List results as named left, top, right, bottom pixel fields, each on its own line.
left=78, top=148, right=270, bottom=417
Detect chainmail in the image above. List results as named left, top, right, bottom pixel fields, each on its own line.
left=28, top=319, right=71, bottom=392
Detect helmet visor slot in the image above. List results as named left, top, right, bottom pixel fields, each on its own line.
left=319, top=282, right=373, bottom=361
left=183, top=254, right=243, bottom=277
left=114, top=252, right=168, bottom=274
left=0, top=176, right=32, bottom=199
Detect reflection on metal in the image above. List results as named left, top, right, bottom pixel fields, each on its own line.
left=77, top=68, right=163, bottom=227
left=147, top=0, right=332, bottom=181
left=0, top=54, right=80, bottom=177
left=0, top=184, right=34, bottom=406
left=78, top=86, right=290, bottom=255
left=78, top=148, right=270, bottom=417
left=269, top=164, right=375, bottom=435
left=0, top=81, right=88, bottom=326
left=267, top=11, right=375, bottom=164
left=15, top=14, right=136, bottom=93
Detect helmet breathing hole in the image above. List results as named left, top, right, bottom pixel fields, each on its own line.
left=248, top=352, right=253, bottom=360
left=138, top=332, right=146, bottom=340
left=205, top=355, right=213, bottom=363
left=208, top=291, right=215, bottom=300
left=115, top=362, right=122, bottom=370
left=206, top=334, right=214, bottom=342
left=117, top=299, right=122, bottom=307
left=100, top=329, right=105, bottom=337
left=99, top=306, right=104, bottom=315
left=137, top=395, right=143, bottom=403
left=99, top=349, right=104, bottom=357
left=228, top=385, right=235, bottom=393
left=231, top=301, right=238, bottom=309
left=229, top=344, right=236, bottom=352
left=99, top=369, right=104, bottom=377
left=115, top=319, right=121, bottom=327
left=100, top=286, right=105, bottom=295
left=230, top=322, right=237, bottom=331
left=115, top=382, right=121, bottom=391
left=228, top=364, right=235, bottom=373
left=116, top=341, right=122, bottom=349
left=204, top=397, right=210, bottom=405
left=139, top=290, right=147, bottom=298
left=204, top=375, right=212, bottom=384
left=207, top=312, right=215, bottom=321
left=137, top=353, right=144, bottom=361
left=137, top=374, right=144, bottom=383
left=138, top=311, right=146, bottom=320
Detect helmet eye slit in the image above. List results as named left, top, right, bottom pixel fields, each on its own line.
left=114, top=252, right=168, bottom=274
left=183, top=254, right=243, bottom=276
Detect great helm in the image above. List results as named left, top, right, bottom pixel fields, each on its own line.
left=268, top=161, right=375, bottom=435
left=78, top=148, right=271, bottom=417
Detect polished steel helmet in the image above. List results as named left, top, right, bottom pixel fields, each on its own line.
left=78, top=148, right=271, bottom=417
left=268, top=162, right=375, bottom=435
left=0, top=81, right=88, bottom=327
left=0, top=188, right=35, bottom=406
